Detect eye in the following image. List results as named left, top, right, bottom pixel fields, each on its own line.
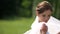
left=42, top=15, right=46, bottom=17
left=48, top=15, right=51, bottom=17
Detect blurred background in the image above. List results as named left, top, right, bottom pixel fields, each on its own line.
left=0, top=0, right=60, bottom=34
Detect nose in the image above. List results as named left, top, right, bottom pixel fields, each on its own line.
left=45, top=19, right=48, bottom=22
left=44, top=18, right=49, bottom=22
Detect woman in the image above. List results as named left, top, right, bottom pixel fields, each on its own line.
left=24, top=1, right=60, bottom=34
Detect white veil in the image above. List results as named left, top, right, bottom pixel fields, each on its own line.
left=31, top=16, right=60, bottom=34
left=24, top=16, right=60, bottom=34
left=31, top=16, right=60, bottom=28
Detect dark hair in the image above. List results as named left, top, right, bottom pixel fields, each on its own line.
left=36, top=1, right=53, bottom=14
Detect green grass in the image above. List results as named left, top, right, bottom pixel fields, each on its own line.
left=0, top=18, right=34, bottom=34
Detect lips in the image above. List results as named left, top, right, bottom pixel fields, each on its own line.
left=44, top=20, right=48, bottom=22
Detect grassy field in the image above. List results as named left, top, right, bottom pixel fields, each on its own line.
left=0, top=18, right=34, bottom=34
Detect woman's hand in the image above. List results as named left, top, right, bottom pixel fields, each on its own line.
left=57, top=32, right=60, bottom=34
left=40, top=24, right=48, bottom=34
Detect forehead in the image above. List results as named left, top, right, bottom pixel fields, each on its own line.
left=40, top=10, right=52, bottom=15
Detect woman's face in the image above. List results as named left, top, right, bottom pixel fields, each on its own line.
left=37, top=10, right=52, bottom=22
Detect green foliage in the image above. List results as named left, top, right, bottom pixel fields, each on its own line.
left=22, top=0, right=31, bottom=8
left=0, top=0, right=60, bottom=20
left=0, top=0, right=33, bottom=19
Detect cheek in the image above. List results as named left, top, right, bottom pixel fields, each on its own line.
left=41, top=18, right=45, bottom=21
left=40, top=17, right=44, bottom=20
left=39, top=17, right=44, bottom=21
left=40, top=17, right=50, bottom=22
left=44, top=17, right=50, bottom=22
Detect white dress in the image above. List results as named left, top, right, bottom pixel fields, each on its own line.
left=24, top=16, right=60, bottom=34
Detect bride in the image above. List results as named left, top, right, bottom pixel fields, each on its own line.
left=24, top=1, right=60, bottom=34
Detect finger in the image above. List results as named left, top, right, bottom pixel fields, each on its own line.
left=57, top=32, right=60, bottom=34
